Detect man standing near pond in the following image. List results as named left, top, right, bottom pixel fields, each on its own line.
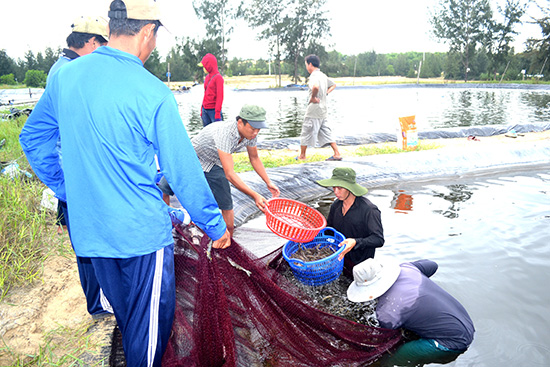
left=298, top=54, right=342, bottom=161
left=20, top=0, right=230, bottom=365
left=199, top=53, right=224, bottom=127
left=45, top=15, right=110, bottom=320
left=46, top=16, right=109, bottom=85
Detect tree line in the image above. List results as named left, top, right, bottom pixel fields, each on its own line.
left=2, top=0, right=550, bottom=88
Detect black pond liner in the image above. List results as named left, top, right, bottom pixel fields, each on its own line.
left=103, top=126, right=550, bottom=366
left=254, top=122, right=550, bottom=151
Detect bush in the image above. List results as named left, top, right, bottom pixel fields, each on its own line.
left=0, top=73, right=16, bottom=85
left=23, top=69, right=47, bottom=88
left=479, top=73, right=490, bottom=81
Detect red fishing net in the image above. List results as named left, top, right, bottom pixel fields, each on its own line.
left=160, top=224, right=403, bottom=367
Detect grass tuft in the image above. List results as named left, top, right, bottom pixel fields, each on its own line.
left=0, top=116, right=56, bottom=301
left=1, top=320, right=109, bottom=367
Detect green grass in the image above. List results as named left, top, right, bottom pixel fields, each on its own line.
left=233, top=140, right=441, bottom=173
left=467, top=79, right=550, bottom=85
left=0, top=116, right=57, bottom=301
left=1, top=115, right=96, bottom=366
left=0, top=84, right=28, bottom=90
left=1, top=321, right=109, bottom=367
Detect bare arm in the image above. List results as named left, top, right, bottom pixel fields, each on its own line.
left=218, top=149, right=267, bottom=211
left=310, top=84, right=320, bottom=104
left=327, top=84, right=336, bottom=95
left=247, top=146, right=280, bottom=201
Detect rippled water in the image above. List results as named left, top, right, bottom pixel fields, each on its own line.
left=174, top=85, right=550, bottom=140
left=309, top=166, right=550, bottom=366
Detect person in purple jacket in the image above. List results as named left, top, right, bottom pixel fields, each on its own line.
left=347, top=257, right=475, bottom=366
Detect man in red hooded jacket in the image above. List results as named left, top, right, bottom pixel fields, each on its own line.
left=199, top=53, right=224, bottom=127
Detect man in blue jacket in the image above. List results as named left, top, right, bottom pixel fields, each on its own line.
left=46, top=14, right=111, bottom=320
left=19, top=1, right=230, bottom=366
left=347, top=258, right=475, bottom=366
left=46, top=15, right=109, bottom=85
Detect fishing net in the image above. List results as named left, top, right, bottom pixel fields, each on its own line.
left=158, top=223, right=403, bottom=367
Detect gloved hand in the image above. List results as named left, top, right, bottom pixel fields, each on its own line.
left=168, top=207, right=191, bottom=226
left=214, top=117, right=223, bottom=122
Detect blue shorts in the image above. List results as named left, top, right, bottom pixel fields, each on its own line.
left=157, top=167, right=232, bottom=210
left=205, top=165, right=232, bottom=210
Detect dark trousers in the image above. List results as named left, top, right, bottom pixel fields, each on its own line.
left=61, top=202, right=110, bottom=315
left=201, top=107, right=222, bottom=127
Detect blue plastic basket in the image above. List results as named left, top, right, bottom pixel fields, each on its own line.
left=282, top=227, right=345, bottom=286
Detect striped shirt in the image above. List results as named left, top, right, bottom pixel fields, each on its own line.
left=192, top=120, right=257, bottom=172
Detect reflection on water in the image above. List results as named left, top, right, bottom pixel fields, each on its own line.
left=173, top=86, right=550, bottom=140
left=521, top=91, right=550, bottom=121
left=431, top=184, right=474, bottom=219
left=444, top=90, right=509, bottom=127
left=392, top=191, right=413, bottom=213
left=270, top=96, right=304, bottom=139
left=310, top=168, right=550, bottom=366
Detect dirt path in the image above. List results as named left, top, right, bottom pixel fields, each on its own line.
left=0, top=230, right=114, bottom=365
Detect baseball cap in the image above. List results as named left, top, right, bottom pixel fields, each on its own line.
left=71, top=16, right=109, bottom=41
left=239, top=105, right=268, bottom=129
left=108, top=0, right=163, bottom=24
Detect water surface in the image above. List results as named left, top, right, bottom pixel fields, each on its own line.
left=174, top=85, right=550, bottom=140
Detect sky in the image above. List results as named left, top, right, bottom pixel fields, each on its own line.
left=0, top=0, right=544, bottom=61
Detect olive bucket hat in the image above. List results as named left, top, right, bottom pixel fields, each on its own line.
left=316, top=167, right=368, bottom=196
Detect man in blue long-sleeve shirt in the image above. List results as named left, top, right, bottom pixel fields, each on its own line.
left=19, top=1, right=229, bottom=366
left=46, top=14, right=111, bottom=319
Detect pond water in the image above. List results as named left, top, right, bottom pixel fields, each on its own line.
left=235, top=165, right=550, bottom=366
left=311, top=166, right=550, bottom=366
left=175, top=85, right=550, bottom=140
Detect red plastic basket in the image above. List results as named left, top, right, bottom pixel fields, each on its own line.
left=265, top=198, right=327, bottom=243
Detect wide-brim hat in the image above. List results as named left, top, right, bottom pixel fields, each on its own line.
left=317, top=167, right=368, bottom=196
left=347, top=257, right=401, bottom=303
left=239, top=104, right=268, bottom=129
